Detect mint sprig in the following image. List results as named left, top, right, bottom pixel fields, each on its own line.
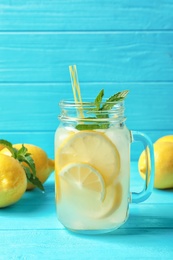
left=100, top=90, right=129, bottom=111
left=75, top=89, right=129, bottom=131
left=0, top=139, right=44, bottom=191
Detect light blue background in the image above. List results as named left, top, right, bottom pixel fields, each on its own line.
left=0, top=0, right=173, bottom=161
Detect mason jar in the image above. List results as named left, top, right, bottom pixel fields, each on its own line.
left=54, top=100, right=155, bottom=234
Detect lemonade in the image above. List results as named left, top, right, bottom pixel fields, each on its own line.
left=55, top=122, right=131, bottom=233
left=54, top=66, right=154, bottom=233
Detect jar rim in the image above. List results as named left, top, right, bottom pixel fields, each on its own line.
left=58, top=99, right=126, bottom=125
left=59, top=99, right=124, bottom=109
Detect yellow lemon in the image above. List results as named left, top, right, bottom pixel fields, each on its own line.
left=155, top=135, right=173, bottom=143
left=138, top=141, right=173, bottom=189
left=1, top=144, right=54, bottom=190
left=0, top=154, right=27, bottom=208
left=56, top=130, right=120, bottom=186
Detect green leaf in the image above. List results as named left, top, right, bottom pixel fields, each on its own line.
left=0, top=139, right=13, bottom=148
left=94, top=89, right=104, bottom=110
left=100, top=90, right=129, bottom=111
left=0, top=139, right=17, bottom=158
left=76, top=122, right=110, bottom=130
left=16, top=144, right=36, bottom=178
left=76, top=123, right=100, bottom=130
left=18, top=156, right=36, bottom=178
left=23, top=166, right=33, bottom=180
left=24, top=166, right=44, bottom=191
left=28, top=175, right=44, bottom=191
left=17, top=144, right=28, bottom=156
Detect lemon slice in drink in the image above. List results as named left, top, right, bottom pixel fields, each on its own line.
left=56, top=130, right=120, bottom=185
left=96, top=182, right=122, bottom=218
left=59, top=162, right=105, bottom=201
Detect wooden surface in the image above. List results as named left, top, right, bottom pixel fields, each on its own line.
left=0, top=1, right=173, bottom=153
left=0, top=163, right=173, bottom=259
left=0, top=0, right=173, bottom=259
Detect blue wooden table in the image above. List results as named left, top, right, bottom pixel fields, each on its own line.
left=0, top=0, right=173, bottom=259
left=0, top=162, right=173, bottom=259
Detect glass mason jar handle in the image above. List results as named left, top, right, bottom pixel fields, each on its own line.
left=130, top=131, right=155, bottom=203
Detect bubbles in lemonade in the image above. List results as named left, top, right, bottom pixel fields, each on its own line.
left=55, top=124, right=131, bottom=232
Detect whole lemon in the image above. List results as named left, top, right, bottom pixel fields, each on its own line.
left=155, top=135, right=173, bottom=143
left=1, top=144, right=54, bottom=190
left=138, top=139, right=173, bottom=189
left=0, top=153, right=27, bottom=208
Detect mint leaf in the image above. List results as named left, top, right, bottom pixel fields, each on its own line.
left=0, top=139, right=17, bottom=158
left=76, top=123, right=100, bottom=130
left=100, top=90, right=129, bottom=111
left=94, top=89, right=104, bottom=110
left=23, top=166, right=32, bottom=179
left=76, top=123, right=109, bottom=130
left=24, top=166, right=44, bottom=191
left=17, top=144, right=28, bottom=156
left=28, top=175, right=44, bottom=191
left=16, top=145, right=36, bottom=177
left=18, top=156, right=36, bottom=178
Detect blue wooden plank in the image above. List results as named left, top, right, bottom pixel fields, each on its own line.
left=0, top=165, right=172, bottom=259
left=0, top=83, right=173, bottom=132
left=0, top=229, right=172, bottom=259
left=0, top=0, right=173, bottom=31
left=0, top=32, right=173, bottom=82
